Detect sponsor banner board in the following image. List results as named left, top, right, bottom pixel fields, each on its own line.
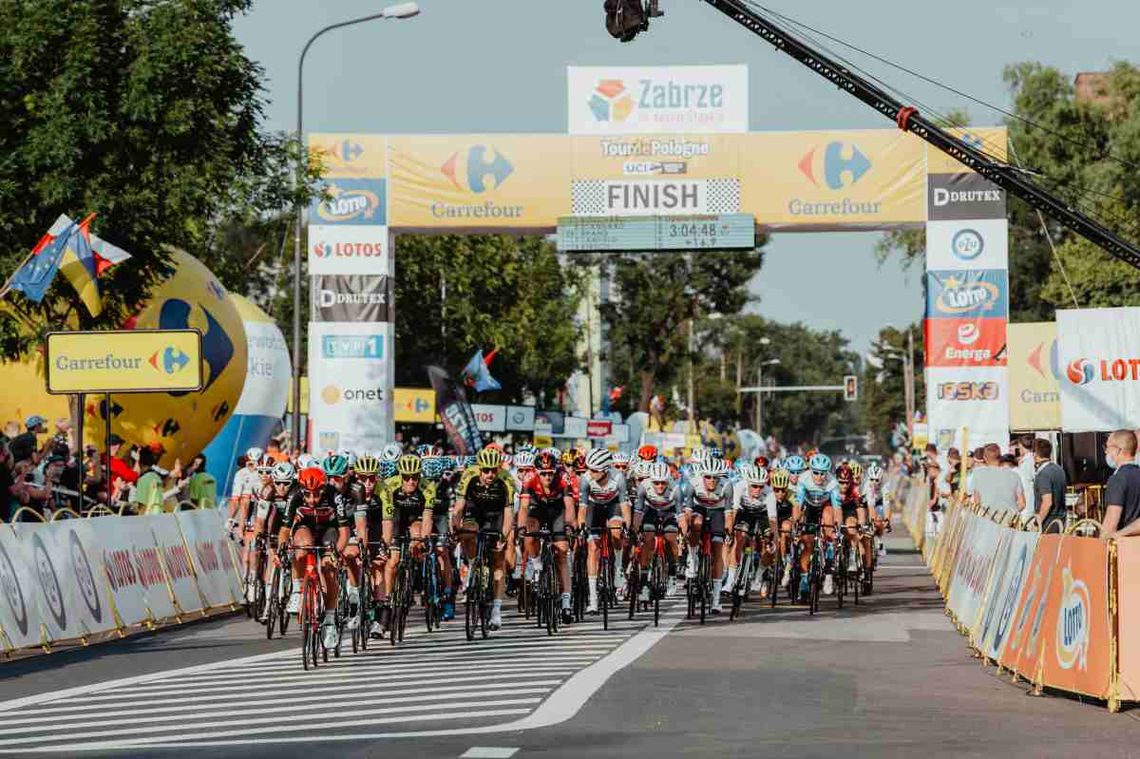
left=307, top=321, right=393, bottom=452
left=926, top=269, right=1009, bottom=320
left=947, top=514, right=1004, bottom=630
left=471, top=404, right=506, bottom=433
left=98, top=516, right=178, bottom=626
left=926, top=127, right=1009, bottom=174
left=572, top=134, right=741, bottom=180
left=308, top=178, right=387, bottom=226
left=560, top=416, right=588, bottom=439
left=505, top=405, right=536, bottom=432
left=311, top=275, right=394, bottom=322
left=1113, top=539, right=1140, bottom=701
left=1008, top=322, right=1061, bottom=430
left=570, top=179, right=740, bottom=217
left=928, top=173, right=1007, bottom=220
left=926, top=365, right=1009, bottom=452
left=534, top=410, right=565, bottom=435
left=0, top=527, right=47, bottom=648
left=925, top=317, right=1007, bottom=368
left=608, top=423, right=631, bottom=444
left=587, top=419, right=613, bottom=438
left=233, top=320, right=291, bottom=418
left=45, top=329, right=202, bottom=394
left=556, top=213, right=754, bottom=251
left=1057, top=307, right=1140, bottom=432
left=567, top=65, right=749, bottom=135
left=999, top=533, right=1063, bottom=677
left=307, top=224, right=389, bottom=276
left=175, top=509, right=242, bottom=609
left=925, top=219, right=1009, bottom=270
left=979, top=529, right=1040, bottom=661
left=393, top=387, right=435, bottom=424
left=308, top=134, right=387, bottom=179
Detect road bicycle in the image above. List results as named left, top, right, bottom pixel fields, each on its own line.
left=462, top=529, right=501, bottom=642
left=293, top=544, right=329, bottom=671
left=686, top=520, right=713, bottom=625
left=264, top=546, right=291, bottom=640
left=420, top=535, right=443, bottom=633
left=528, top=527, right=561, bottom=636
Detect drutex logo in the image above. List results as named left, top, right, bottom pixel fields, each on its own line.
left=1055, top=565, right=1090, bottom=671
left=797, top=141, right=871, bottom=190
left=315, top=182, right=382, bottom=223
left=1065, top=356, right=1140, bottom=385
left=434, top=145, right=523, bottom=220
left=148, top=345, right=191, bottom=375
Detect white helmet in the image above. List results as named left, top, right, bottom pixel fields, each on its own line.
left=701, top=458, right=728, bottom=478
left=737, top=464, right=767, bottom=486
left=613, top=451, right=632, bottom=466
left=647, top=462, right=670, bottom=483
left=515, top=451, right=536, bottom=469
left=245, top=447, right=264, bottom=462
left=867, top=462, right=883, bottom=481
left=585, top=448, right=613, bottom=472
left=271, top=461, right=296, bottom=483
left=381, top=443, right=402, bottom=462
left=297, top=453, right=318, bottom=469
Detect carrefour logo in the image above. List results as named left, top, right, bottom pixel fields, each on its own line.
left=149, top=346, right=191, bottom=375
left=589, top=79, right=634, bottom=122
left=441, top=145, right=513, bottom=194
left=1065, top=356, right=1140, bottom=385
left=315, top=182, right=382, bottom=223
left=798, top=142, right=871, bottom=190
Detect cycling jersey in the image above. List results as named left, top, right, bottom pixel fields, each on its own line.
left=282, top=489, right=340, bottom=530
left=520, top=470, right=574, bottom=536
left=351, top=487, right=384, bottom=544
left=379, top=475, right=437, bottom=539
left=795, top=476, right=841, bottom=525
left=579, top=470, right=628, bottom=533
left=763, top=491, right=796, bottom=524
left=688, top=479, right=732, bottom=511
left=231, top=467, right=261, bottom=500
left=457, top=466, right=514, bottom=532
left=634, top=479, right=684, bottom=533
left=864, top=481, right=886, bottom=517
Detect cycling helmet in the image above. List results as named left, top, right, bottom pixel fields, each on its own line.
left=500, top=453, right=513, bottom=468
left=515, top=450, right=536, bottom=470
left=476, top=446, right=502, bottom=470
left=784, top=455, right=807, bottom=474
left=637, top=444, right=658, bottom=461
left=355, top=456, right=380, bottom=476
left=770, top=457, right=784, bottom=471
left=461, top=454, right=478, bottom=469
left=740, top=464, right=769, bottom=486
left=541, top=447, right=561, bottom=461
left=422, top=456, right=445, bottom=480
left=297, top=467, right=326, bottom=492
left=585, top=448, right=613, bottom=472
left=647, top=462, right=670, bottom=483
left=415, top=444, right=432, bottom=457
left=516, top=443, right=537, bottom=456
left=535, top=450, right=559, bottom=471
left=867, top=462, right=884, bottom=481
left=271, top=461, right=296, bottom=483
left=809, top=453, right=832, bottom=473
left=257, top=453, right=276, bottom=472
left=701, top=458, right=728, bottom=478
left=322, top=454, right=350, bottom=478
left=245, top=446, right=264, bottom=462
left=769, top=469, right=790, bottom=489
left=836, top=462, right=853, bottom=484
left=397, top=454, right=422, bottom=477
left=754, top=455, right=770, bottom=470
left=297, top=453, right=318, bottom=469
left=561, top=447, right=580, bottom=466
left=850, top=461, right=864, bottom=482
left=337, top=450, right=357, bottom=468
left=633, top=460, right=651, bottom=480
left=573, top=450, right=588, bottom=473
left=613, top=451, right=632, bottom=466
left=381, top=443, right=402, bottom=462
left=379, top=459, right=397, bottom=478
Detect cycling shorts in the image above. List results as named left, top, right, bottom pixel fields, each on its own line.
left=639, top=508, right=679, bottom=534
left=733, top=510, right=769, bottom=536
left=294, top=520, right=338, bottom=548
left=585, top=500, right=624, bottom=535
left=840, top=502, right=861, bottom=521
left=525, top=502, right=568, bottom=539
left=462, top=508, right=505, bottom=535
left=689, top=505, right=726, bottom=543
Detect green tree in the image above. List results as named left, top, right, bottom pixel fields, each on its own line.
left=860, top=322, right=926, bottom=453
left=392, top=234, right=583, bottom=404
left=0, top=0, right=315, bottom=355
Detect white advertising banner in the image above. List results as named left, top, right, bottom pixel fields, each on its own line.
left=233, top=320, right=292, bottom=417
left=471, top=404, right=506, bottom=433
left=567, top=65, right=749, bottom=135
left=505, top=405, right=536, bottom=432
left=0, top=526, right=47, bottom=649
left=925, top=219, right=1009, bottom=270
left=176, top=509, right=242, bottom=609
left=979, top=529, right=1040, bottom=661
left=98, top=516, right=178, bottom=626
left=561, top=416, right=589, bottom=439
left=148, top=514, right=204, bottom=616
left=1057, top=307, right=1140, bottom=431
left=308, top=321, right=394, bottom=452
left=307, top=224, right=389, bottom=275
left=926, top=366, right=1010, bottom=452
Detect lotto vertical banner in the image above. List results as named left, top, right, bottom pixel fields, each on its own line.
left=1008, top=322, right=1061, bottom=430
left=1056, top=307, right=1140, bottom=431
left=924, top=128, right=1010, bottom=452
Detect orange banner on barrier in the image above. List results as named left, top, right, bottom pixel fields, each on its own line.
left=1115, top=539, right=1140, bottom=701
left=999, top=533, right=1061, bottom=678
left=1038, top=536, right=1111, bottom=699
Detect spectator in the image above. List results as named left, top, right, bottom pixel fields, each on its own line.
left=970, top=443, right=1025, bottom=515
left=265, top=439, right=287, bottom=464
left=1015, top=434, right=1037, bottom=518
left=1101, top=430, right=1140, bottom=539
left=9, top=415, right=49, bottom=465
left=131, top=447, right=166, bottom=515
left=1033, top=438, right=1067, bottom=532
left=106, top=435, right=138, bottom=495
left=0, top=444, right=14, bottom=521
left=183, top=454, right=217, bottom=509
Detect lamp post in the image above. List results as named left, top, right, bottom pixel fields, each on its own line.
left=291, top=2, right=420, bottom=452
left=878, top=330, right=916, bottom=444
left=754, top=357, right=781, bottom=435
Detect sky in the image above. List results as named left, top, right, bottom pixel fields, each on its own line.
left=233, top=0, right=1140, bottom=356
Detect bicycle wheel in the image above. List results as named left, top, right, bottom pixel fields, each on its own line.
left=698, top=550, right=708, bottom=625
left=768, top=555, right=779, bottom=609
left=265, top=565, right=279, bottom=640
left=278, top=572, right=291, bottom=636
left=627, top=563, right=639, bottom=621
left=652, top=555, right=663, bottom=627
left=464, top=585, right=478, bottom=642
left=390, top=560, right=405, bottom=647
left=357, top=569, right=370, bottom=652
left=544, top=551, right=558, bottom=635
left=600, top=556, right=611, bottom=630
left=423, top=554, right=436, bottom=633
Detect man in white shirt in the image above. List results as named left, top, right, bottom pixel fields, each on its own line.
left=1015, top=434, right=1037, bottom=519
left=970, top=443, right=1025, bottom=517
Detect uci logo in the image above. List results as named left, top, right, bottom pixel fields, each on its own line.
left=316, top=183, right=381, bottom=223
left=1066, top=358, right=1096, bottom=386
left=798, top=141, right=871, bottom=190
left=589, top=79, right=634, bottom=122
left=441, top=145, right=513, bottom=194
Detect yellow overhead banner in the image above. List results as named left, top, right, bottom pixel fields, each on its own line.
left=393, top=387, right=436, bottom=424
left=926, top=126, right=1008, bottom=174
left=45, top=330, right=203, bottom=394
left=309, top=133, right=387, bottom=179
left=1008, top=322, right=1061, bottom=430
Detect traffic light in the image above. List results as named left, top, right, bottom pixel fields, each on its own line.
left=843, top=375, right=858, bottom=402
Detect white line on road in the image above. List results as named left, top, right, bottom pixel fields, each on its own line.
left=461, top=748, right=519, bottom=758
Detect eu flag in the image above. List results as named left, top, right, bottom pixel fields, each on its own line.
left=7, top=221, right=77, bottom=304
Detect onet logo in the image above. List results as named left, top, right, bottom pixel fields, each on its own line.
left=316, top=183, right=381, bottom=223
left=797, top=141, right=871, bottom=190
left=149, top=346, right=190, bottom=375
left=441, top=145, right=513, bottom=194
left=1066, top=358, right=1096, bottom=386
left=588, top=79, right=634, bottom=122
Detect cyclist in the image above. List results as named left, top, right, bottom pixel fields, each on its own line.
left=453, top=446, right=515, bottom=631
left=277, top=466, right=342, bottom=650
left=726, top=464, right=772, bottom=595
left=517, top=449, right=577, bottom=624
left=631, top=461, right=685, bottom=600
left=767, top=468, right=799, bottom=588
left=228, top=446, right=263, bottom=538
left=795, top=453, right=841, bottom=596
left=784, top=455, right=807, bottom=488
left=682, top=457, right=732, bottom=614
left=240, top=453, right=276, bottom=602
left=432, top=456, right=461, bottom=621
left=349, top=455, right=387, bottom=638
left=380, top=454, right=436, bottom=631
left=835, top=462, right=864, bottom=574
left=579, top=448, right=631, bottom=614
left=864, top=462, right=888, bottom=557
left=252, top=461, right=296, bottom=620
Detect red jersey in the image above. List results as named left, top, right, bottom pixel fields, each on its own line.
left=522, top=470, right=574, bottom=508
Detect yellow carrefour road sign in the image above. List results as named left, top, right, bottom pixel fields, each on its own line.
left=394, top=388, right=436, bottom=423
left=45, top=330, right=203, bottom=394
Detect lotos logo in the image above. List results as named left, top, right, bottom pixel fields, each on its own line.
left=957, top=322, right=980, bottom=345
left=1066, top=358, right=1096, bottom=386
left=315, top=182, right=382, bottom=223
left=589, top=79, right=635, bottom=122
left=798, top=142, right=871, bottom=190
left=1055, top=566, right=1090, bottom=671
left=441, top=145, right=513, bottom=194
left=149, top=346, right=190, bottom=375
left=310, top=239, right=385, bottom=260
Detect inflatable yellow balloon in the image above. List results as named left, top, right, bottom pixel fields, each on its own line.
left=0, top=250, right=247, bottom=469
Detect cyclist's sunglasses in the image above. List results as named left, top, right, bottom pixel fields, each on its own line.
left=537, top=469, right=556, bottom=477
left=302, top=490, right=320, bottom=499
left=358, top=475, right=377, bottom=484
left=480, top=467, right=497, bottom=474
left=773, top=487, right=787, bottom=494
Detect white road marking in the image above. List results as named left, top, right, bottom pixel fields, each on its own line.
left=461, top=748, right=519, bottom=758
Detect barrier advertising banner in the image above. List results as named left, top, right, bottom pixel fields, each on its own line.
left=0, top=526, right=46, bottom=649
left=175, top=509, right=241, bottom=609
left=979, top=530, right=1040, bottom=661
left=98, top=516, right=177, bottom=626
left=307, top=321, right=394, bottom=452
left=1114, top=539, right=1140, bottom=701
left=1008, top=322, right=1061, bottom=431
left=999, top=533, right=1063, bottom=678
left=947, top=514, right=1005, bottom=633
left=567, top=65, right=749, bottom=135
left=1057, top=307, right=1140, bottom=431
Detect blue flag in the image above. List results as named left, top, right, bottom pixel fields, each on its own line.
left=7, top=221, right=77, bottom=304
left=462, top=349, right=501, bottom=392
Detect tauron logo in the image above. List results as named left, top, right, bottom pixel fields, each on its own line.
left=1066, top=358, right=1095, bottom=386
left=589, top=79, right=634, bottom=122
left=441, top=145, right=513, bottom=193
left=798, top=142, right=871, bottom=190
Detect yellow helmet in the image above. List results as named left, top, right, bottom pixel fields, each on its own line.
left=770, top=468, right=790, bottom=489
left=476, top=446, right=502, bottom=470
left=850, top=461, right=864, bottom=482
left=397, top=454, right=422, bottom=477
left=355, top=456, right=380, bottom=476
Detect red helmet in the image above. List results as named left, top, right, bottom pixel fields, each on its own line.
left=573, top=451, right=587, bottom=473
left=637, top=444, right=658, bottom=462
left=754, top=455, right=770, bottom=470
left=535, top=450, right=559, bottom=471
left=836, top=462, right=853, bottom=484
left=298, top=467, right=326, bottom=492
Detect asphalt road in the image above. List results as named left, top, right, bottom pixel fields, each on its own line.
left=2, top=531, right=1138, bottom=758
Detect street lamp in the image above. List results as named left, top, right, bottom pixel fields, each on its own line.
left=874, top=331, right=916, bottom=443
left=291, top=3, right=420, bottom=452
left=754, top=358, right=780, bottom=435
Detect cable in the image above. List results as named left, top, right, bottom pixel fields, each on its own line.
left=745, top=1, right=1140, bottom=174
